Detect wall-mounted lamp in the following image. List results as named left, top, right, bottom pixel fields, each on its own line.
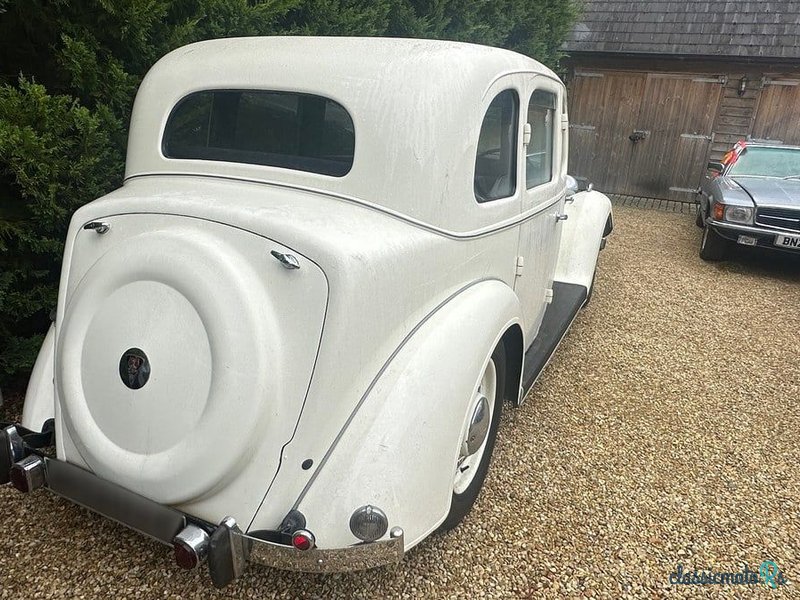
left=738, top=75, right=748, bottom=96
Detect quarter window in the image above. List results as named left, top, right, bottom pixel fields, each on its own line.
left=526, top=90, right=556, bottom=189
left=163, top=90, right=355, bottom=177
left=474, top=90, right=519, bottom=203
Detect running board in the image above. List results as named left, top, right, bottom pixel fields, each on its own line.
left=521, top=281, right=587, bottom=393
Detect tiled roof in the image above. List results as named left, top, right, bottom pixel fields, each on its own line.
left=564, top=1, right=800, bottom=58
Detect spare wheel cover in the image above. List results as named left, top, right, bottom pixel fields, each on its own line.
left=58, top=228, right=278, bottom=504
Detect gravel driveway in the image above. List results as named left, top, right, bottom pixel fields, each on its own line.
left=2, top=203, right=799, bottom=598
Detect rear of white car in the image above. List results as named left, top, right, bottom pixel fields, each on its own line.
left=2, top=36, right=612, bottom=587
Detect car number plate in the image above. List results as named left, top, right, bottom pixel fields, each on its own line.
left=774, top=234, right=800, bottom=249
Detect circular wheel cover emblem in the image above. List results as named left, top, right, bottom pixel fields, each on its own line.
left=119, top=348, right=151, bottom=390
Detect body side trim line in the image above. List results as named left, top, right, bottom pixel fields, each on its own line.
left=123, top=173, right=562, bottom=240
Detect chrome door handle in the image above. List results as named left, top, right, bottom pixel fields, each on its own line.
left=270, top=250, right=300, bottom=269
left=555, top=213, right=568, bottom=222
left=83, top=221, right=110, bottom=234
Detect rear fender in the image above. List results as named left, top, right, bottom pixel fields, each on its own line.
left=554, top=190, right=613, bottom=290
left=295, top=280, right=523, bottom=549
left=22, top=324, right=56, bottom=431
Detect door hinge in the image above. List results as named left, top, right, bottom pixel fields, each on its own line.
left=515, top=256, right=524, bottom=277
left=544, top=288, right=554, bottom=304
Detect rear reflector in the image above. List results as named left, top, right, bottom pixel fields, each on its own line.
left=291, top=529, right=315, bottom=551
left=173, top=524, right=210, bottom=570
left=9, top=455, right=46, bottom=493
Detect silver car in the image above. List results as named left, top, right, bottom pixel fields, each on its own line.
left=697, top=141, right=800, bottom=260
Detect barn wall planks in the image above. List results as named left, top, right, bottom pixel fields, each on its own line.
left=564, top=55, right=800, bottom=201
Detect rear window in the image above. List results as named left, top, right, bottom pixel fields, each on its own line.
left=163, top=90, right=355, bottom=177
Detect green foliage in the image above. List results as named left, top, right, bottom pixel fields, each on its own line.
left=0, top=0, right=580, bottom=387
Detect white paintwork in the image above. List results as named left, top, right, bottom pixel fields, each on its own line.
left=294, top=281, right=521, bottom=549
left=20, top=37, right=613, bottom=561
left=21, top=324, right=55, bottom=431
left=554, top=190, right=613, bottom=290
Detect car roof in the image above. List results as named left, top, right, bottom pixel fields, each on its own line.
left=124, top=37, right=561, bottom=233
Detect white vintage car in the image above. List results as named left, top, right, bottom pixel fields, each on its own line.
left=1, top=37, right=612, bottom=586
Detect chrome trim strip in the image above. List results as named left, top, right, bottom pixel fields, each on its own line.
left=243, top=528, right=404, bottom=573
left=754, top=220, right=800, bottom=233
left=124, top=172, right=562, bottom=240
left=759, top=214, right=800, bottom=222
left=706, top=219, right=776, bottom=235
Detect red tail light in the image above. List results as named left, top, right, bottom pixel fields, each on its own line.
left=173, top=541, right=200, bottom=570
left=172, top=524, right=209, bottom=570
left=291, top=530, right=315, bottom=551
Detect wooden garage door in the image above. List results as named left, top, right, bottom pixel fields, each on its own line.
left=569, top=71, right=724, bottom=201
left=568, top=71, right=646, bottom=194
left=752, top=78, right=800, bottom=145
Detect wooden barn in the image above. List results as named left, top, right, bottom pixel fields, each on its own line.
left=562, top=0, right=800, bottom=201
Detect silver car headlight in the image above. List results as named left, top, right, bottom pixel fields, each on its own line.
left=724, top=205, right=754, bottom=224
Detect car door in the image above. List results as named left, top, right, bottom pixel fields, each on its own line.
left=514, top=77, right=566, bottom=342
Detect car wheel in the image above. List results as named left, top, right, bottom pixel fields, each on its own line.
left=438, top=343, right=506, bottom=532
left=695, top=206, right=704, bottom=228
left=699, top=226, right=728, bottom=261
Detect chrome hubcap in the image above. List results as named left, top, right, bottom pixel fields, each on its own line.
left=464, top=395, right=490, bottom=456
left=454, top=358, right=497, bottom=494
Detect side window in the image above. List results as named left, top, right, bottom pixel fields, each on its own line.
left=526, top=90, right=556, bottom=189
left=474, top=90, right=519, bottom=203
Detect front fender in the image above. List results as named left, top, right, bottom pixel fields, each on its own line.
left=554, top=190, right=613, bottom=290
left=295, top=279, right=522, bottom=550
left=22, top=324, right=56, bottom=431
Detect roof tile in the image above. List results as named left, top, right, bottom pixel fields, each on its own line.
left=564, top=0, right=800, bottom=58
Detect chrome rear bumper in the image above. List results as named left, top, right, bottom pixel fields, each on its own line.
left=2, top=449, right=404, bottom=586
